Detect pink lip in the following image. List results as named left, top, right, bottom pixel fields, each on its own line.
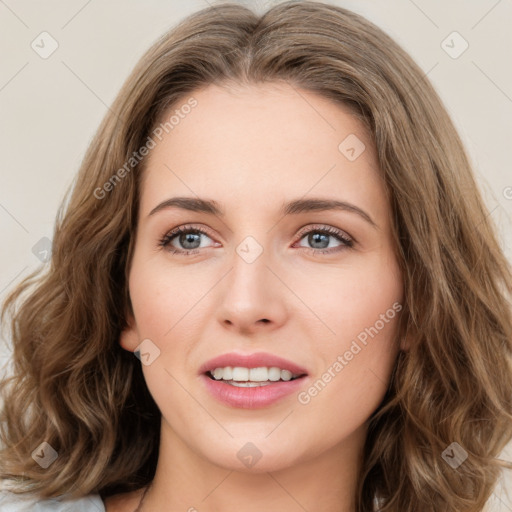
left=200, top=374, right=309, bottom=409
left=198, top=352, right=309, bottom=376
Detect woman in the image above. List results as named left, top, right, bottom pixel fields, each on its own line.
left=1, top=2, right=511, bottom=511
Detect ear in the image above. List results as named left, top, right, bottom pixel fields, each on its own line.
left=398, top=321, right=412, bottom=352
left=396, top=301, right=410, bottom=352
left=399, top=335, right=411, bottom=352
left=119, top=313, right=139, bottom=353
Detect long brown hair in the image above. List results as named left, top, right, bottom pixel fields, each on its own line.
left=1, top=2, right=511, bottom=510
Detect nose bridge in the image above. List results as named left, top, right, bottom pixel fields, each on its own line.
left=227, top=232, right=271, bottom=305
left=215, top=230, right=288, bottom=330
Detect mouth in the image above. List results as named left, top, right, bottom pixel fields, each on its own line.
left=200, top=367, right=309, bottom=409
left=198, top=352, right=309, bottom=407
left=204, top=367, right=308, bottom=386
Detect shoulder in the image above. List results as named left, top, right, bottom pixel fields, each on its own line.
left=0, top=489, right=105, bottom=511
left=102, top=488, right=147, bottom=512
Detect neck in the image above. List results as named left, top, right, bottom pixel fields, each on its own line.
left=142, top=418, right=366, bottom=512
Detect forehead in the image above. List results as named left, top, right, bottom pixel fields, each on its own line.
left=139, top=82, right=386, bottom=218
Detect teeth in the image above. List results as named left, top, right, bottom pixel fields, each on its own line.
left=227, top=381, right=273, bottom=387
left=210, top=366, right=300, bottom=382
left=232, top=367, right=249, bottom=381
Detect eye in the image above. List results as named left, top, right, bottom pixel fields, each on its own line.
left=293, top=224, right=354, bottom=254
left=158, top=223, right=354, bottom=256
left=158, top=224, right=217, bottom=255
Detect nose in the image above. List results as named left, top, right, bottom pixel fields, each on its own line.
left=215, top=245, right=289, bottom=335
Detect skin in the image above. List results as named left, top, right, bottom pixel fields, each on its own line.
left=106, top=81, right=406, bottom=512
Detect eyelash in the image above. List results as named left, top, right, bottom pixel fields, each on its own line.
left=158, top=224, right=354, bottom=256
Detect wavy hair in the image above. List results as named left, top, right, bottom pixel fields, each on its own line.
left=1, top=2, right=511, bottom=510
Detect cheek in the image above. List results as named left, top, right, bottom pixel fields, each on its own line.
left=294, top=301, right=401, bottom=462
left=127, top=256, right=209, bottom=385
left=128, top=257, right=198, bottom=338
left=296, top=252, right=402, bottom=400
left=292, top=249, right=402, bottom=342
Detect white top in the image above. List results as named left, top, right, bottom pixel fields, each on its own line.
left=0, top=490, right=105, bottom=511
left=0, top=488, right=385, bottom=510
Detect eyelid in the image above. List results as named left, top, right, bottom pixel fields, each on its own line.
left=159, top=223, right=218, bottom=249
left=162, top=223, right=353, bottom=241
left=295, top=223, right=355, bottom=244
left=159, top=222, right=355, bottom=254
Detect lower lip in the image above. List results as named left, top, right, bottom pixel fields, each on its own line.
left=200, top=374, right=307, bottom=409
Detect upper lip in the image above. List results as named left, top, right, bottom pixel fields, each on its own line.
left=199, top=352, right=309, bottom=376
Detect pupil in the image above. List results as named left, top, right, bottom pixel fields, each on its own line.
left=181, top=233, right=200, bottom=249
left=309, top=233, right=329, bottom=249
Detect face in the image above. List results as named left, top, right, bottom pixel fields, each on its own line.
left=120, top=81, right=405, bottom=473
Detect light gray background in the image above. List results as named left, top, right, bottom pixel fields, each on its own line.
left=0, top=0, right=511, bottom=507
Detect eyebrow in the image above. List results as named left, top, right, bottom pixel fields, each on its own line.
left=148, top=196, right=378, bottom=229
